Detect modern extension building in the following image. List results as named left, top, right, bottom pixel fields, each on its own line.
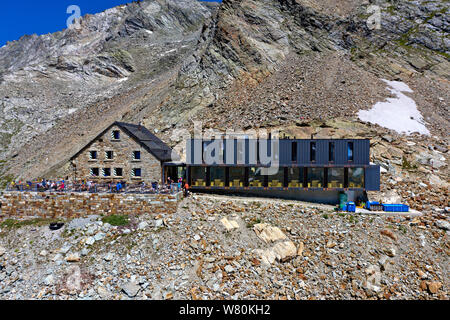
left=185, top=138, right=380, bottom=204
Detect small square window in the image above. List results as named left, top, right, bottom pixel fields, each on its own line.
left=90, top=168, right=99, bottom=176
left=133, top=151, right=141, bottom=160
left=89, top=151, right=98, bottom=160
left=103, top=168, right=111, bottom=177
left=132, top=168, right=142, bottom=177
left=112, top=130, right=120, bottom=140
left=114, top=168, right=123, bottom=177
left=106, top=151, right=113, bottom=160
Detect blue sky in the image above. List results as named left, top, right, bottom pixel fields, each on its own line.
left=0, top=0, right=221, bottom=47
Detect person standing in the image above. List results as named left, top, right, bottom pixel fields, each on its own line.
left=184, top=182, right=189, bottom=198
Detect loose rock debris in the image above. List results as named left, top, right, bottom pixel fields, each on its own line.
left=0, top=195, right=448, bottom=300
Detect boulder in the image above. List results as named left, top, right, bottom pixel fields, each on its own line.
left=122, top=282, right=140, bottom=298
left=435, top=220, right=450, bottom=231
left=220, top=217, right=239, bottom=232
left=256, top=241, right=297, bottom=265
left=253, top=223, right=287, bottom=243
left=66, top=253, right=80, bottom=262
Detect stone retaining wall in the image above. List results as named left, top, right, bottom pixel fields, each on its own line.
left=0, top=192, right=182, bottom=219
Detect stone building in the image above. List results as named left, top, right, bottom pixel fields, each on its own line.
left=69, top=122, right=178, bottom=184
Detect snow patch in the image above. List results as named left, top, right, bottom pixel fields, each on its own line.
left=358, top=80, right=430, bottom=135
left=117, top=77, right=128, bottom=83
left=145, top=29, right=153, bottom=35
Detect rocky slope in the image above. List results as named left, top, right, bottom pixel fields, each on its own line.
left=0, top=195, right=448, bottom=300
left=0, top=0, right=218, bottom=183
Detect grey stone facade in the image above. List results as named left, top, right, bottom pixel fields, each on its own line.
left=70, top=124, right=163, bottom=183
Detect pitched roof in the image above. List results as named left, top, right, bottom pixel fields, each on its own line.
left=70, top=122, right=179, bottom=162
left=115, top=122, right=178, bottom=162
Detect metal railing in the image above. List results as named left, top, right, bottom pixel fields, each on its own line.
left=5, top=181, right=183, bottom=195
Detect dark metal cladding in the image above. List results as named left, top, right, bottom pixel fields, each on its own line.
left=365, top=165, right=381, bottom=191
left=188, top=138, right=371, bottom=166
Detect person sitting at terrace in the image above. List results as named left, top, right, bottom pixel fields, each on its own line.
left=58, top=181, right=65, bottom=191
left=116, top=181, right=122, bottom=193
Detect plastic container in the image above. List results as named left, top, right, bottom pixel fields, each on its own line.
left=365, top=201, right=380, bottom=210
left=339, top=192, right=348, bottom=209
left=383, top=204, right=409, bottom=212
left=346, top=202, right=356, bottom=212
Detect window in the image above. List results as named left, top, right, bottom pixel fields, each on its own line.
left=348, top=142, right=354, bottom=162
left=229, top=167, right=245, bottom=187
left=348, top=167, right=364, bottom=188
left=112, top=130, right=120, bottom=140
left=291, top=141, right=298, bottom=162
left=114, top=168, right=123, bottom=177
left=329, top=142, right=335, bottom=162
left=256, top=141, right=260, bottom=164
left=288, top=167, right=303, bottom=188
left=307, top=168, right=324, bottom=188
left=209, top=167, right=225, bottom=187
left=90, top=168, right=99, bottom=177
left=310, top=142, right=316, bottom=162
left=201, top=141, right=206, bottom=163
left=102, top=168, right=111, bottom=177
left=268, top=168, right=284, bottom=188
left=89, top=151, right=97, bottom=160
left=105, top=151, right=113, bottom=160
left=133, top=151, right=141, bottom=160
left=191, top=166, right=207, bottom=186
left=132, top=168, right=142, bottom=177
left=249, top=167, right=264, bottom=187
left=327, top=168, right=344, bottom=188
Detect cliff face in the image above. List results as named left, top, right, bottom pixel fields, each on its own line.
left=0, top=0, right=448, bottom=184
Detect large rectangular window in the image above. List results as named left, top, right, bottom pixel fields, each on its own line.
left=348, top=167, right=364, bottom=188
left=329, top=142, right=335, bottom=162
left=209, top=167, right=225, bottom=187
left=229, top=167, right=245, bottom=187
left=90, top=168, right=99, bottom=177
left=310, top=142, right=316, bottom=162
left=268, top=168, right=284, bottom=188
left=348, top=142, right=354, bottom=162
left=191, top=166, right=207, bottom=187
left=89, top=151, right=98, bottom=160
left=288, top=167, right=304, bottom=188
left=249, top=167, right=264, bottom=187
left=307, top=168, right=324, bottom=188
left=327, top=168, right=344, bottom=188
left=133, top=151, right=141, bottom=160
left=291, top=142, right=297, bottom=162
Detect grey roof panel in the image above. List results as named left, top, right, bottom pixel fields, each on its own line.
left=115, top=122, right=177, bottom=162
